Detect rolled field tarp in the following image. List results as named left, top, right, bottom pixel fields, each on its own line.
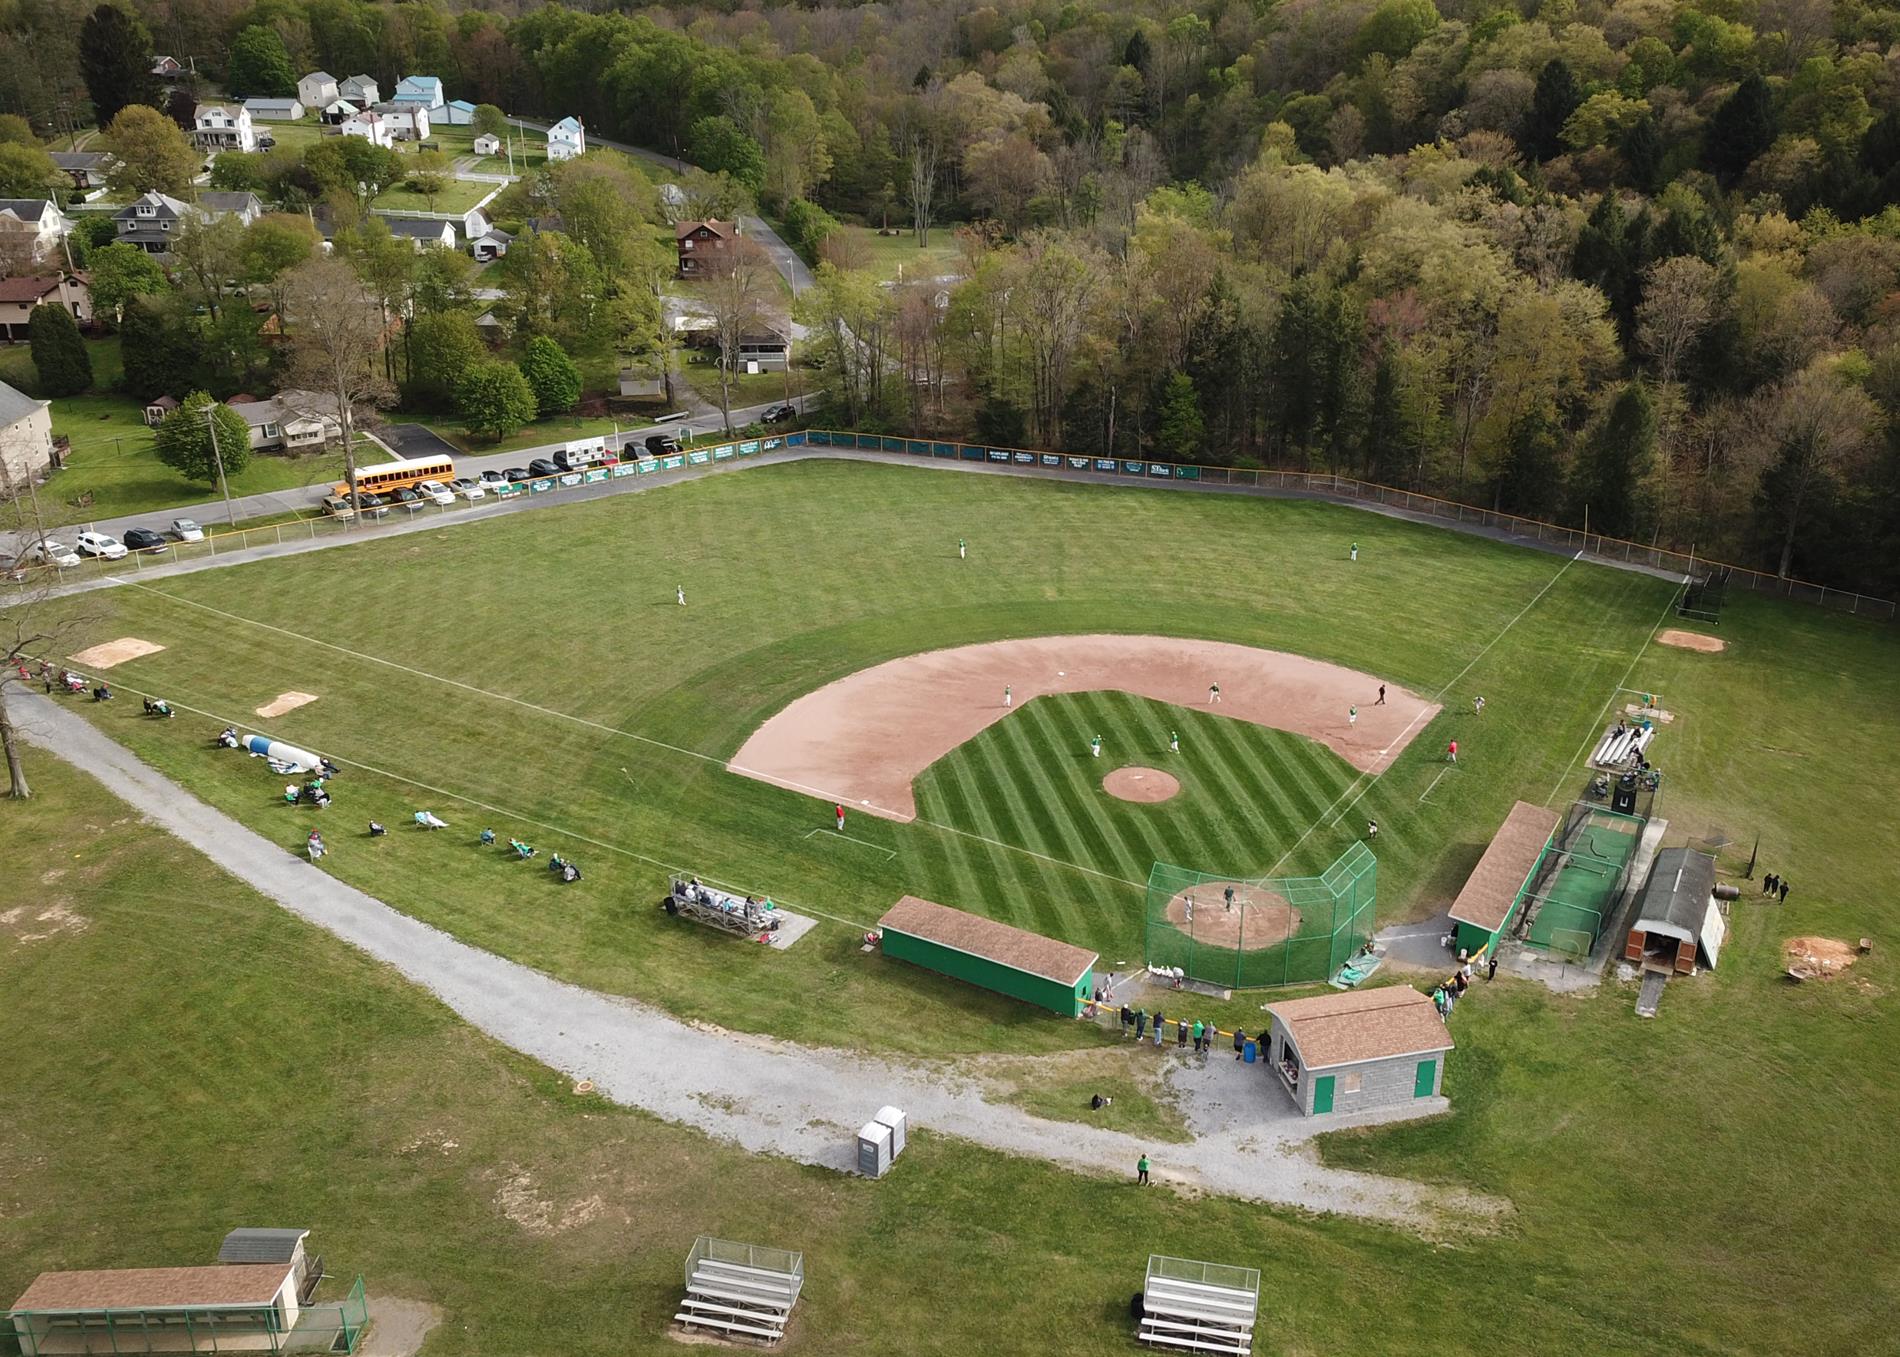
left=244, top=734, right=323, bottom=772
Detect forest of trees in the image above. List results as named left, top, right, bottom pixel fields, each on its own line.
left=5, top=0, right=1900, bottom=593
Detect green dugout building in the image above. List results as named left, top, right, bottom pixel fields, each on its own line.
left=878, top=895, right=1097, bottom=1016
left=1447, top=800, right=1561, bottom=956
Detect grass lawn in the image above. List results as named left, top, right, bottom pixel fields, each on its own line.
left=678, top=358, right=795, bottom=411
left=835, top=223, right=962, bottom=283
left=421, top=411, right=629, bottom=456
left=372, top=178, right=494, bottom=216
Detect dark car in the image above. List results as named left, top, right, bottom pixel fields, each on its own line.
left=121, top=528, right=170, bottom=553
left=527, top=458, right=560, bottom=478
left=392, top=487, right=425, bottom=512
left=761, top=404, right=798, bottom=425
left=502, top=467, right=530, bottom=483
left=356, top=493, right=392, bottom=519
left=645, top=434, right=680, bottom=456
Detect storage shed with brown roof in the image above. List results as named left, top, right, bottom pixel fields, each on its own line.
left=877, top=895, right=1097, bottom=1016
left=1447, top=800, right=1560, bottom=956
left=7, top=1261, right=303, bottom=1354
left=1263, top=986, right=1453, bottom=1118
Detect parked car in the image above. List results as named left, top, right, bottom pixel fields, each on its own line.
left=75, top=531, right=127, bottom=560
left=321, top=495, right=356, bottom=520
left=478, top=469, right=508, bottom=489
left=170, top=517, right=205, bottom=542
left=502, top=467, right=530, bottom=484
left=452, top=477, right=486, bottom=501
left=645, top=434, right=680, bottom=455
left=27, top=540, right=81, bottom=567
left=417, top=479, right=455, bottom=506
left=527, top=458, right=560, bottom=478
left=762, top=404, right=798, bottom=424
left=392, top=487, right=425, bottom=512
left=121, top=528, right=169, bottom=553
left=356, top=493, right=391, bottom=519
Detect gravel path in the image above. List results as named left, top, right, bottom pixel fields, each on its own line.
left=19, top=693, right=1502, bottom=1231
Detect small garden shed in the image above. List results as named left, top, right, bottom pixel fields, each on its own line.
left=1264, top=986, right=1453, bottom=1118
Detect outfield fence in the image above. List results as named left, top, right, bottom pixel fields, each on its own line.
left=803, top=430, right=1898, bottom=621
left=1144, top=842, right=1377, bottom=990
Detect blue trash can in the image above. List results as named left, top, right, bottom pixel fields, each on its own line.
left=1243, top=1038, right=1257, bottom=1063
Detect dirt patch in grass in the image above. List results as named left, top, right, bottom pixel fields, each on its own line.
left=492, top=1165, right=607, bottom=1236
left=1103, top=765, right=1181, bottom=803
left=1658, top=629, right=1725, bottom=653
left=0, top=903, right=91, bottom=944
left=70, top=637, right=164, bottom=669
left=256, top=690, right=320, bottom=718
left=1785, top=936, right=1859, bottom=981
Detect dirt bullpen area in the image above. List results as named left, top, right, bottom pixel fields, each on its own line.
left=729, top=634, right=1438, bottom=821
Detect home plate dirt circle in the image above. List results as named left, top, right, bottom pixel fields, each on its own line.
left=1103, top=765, right=1181, bottom=803
left=1163, top=881, right=1303, bottom=950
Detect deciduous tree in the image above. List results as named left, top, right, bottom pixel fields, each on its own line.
left=520, top=335, right=581, bottom=414
left=456, top=359, right=536, bottom=442
left=104, top=106, right=200, bottom=197
left=155, top=391, right=252, bottom=485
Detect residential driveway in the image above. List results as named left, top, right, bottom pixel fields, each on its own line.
left=379, top=423, right=462, bottom=462
left=18, top=693, right=1500, bottom=1232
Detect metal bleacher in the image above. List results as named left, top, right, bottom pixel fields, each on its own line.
left=674, top=1236, right=803, bottom=1345
left=1138, top=1256, right=1259, bottom=1354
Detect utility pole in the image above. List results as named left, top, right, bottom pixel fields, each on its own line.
left=203, top=407, right=237, bottom=527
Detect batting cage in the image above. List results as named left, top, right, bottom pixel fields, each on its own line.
left=1144, top=842, right=1377, bottom=989
left=1515, top=802, right=1645, bottom=960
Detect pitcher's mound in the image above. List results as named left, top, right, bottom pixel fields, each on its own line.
left=256, top=691, right=319, bottom=718
left=1163, top=881, right=1302, bottom=950
left=1658, top=629, right=1724, bottom=653
left=70, top=637, right=164, bottom=669
left=1104, top=766, right=1180, bottom=803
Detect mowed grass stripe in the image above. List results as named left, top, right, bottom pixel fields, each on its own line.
left=990, top=700, right=1128, bottom=881
left=1183, top=713, right=1288, bottom=874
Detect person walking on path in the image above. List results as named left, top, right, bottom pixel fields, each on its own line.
left=1447, top=739, right=1458, bottom=763
left=1169, top=730, right=1179, bottom=753
left=1779, top=879, right=1790, bottom=903
left=1348, top=705, right=1357, bottom=728
left=1209, top=683, right=1221, bottom=704
left=1136, top=1154, right=1150, bottom=1186
left=1090, top=734, right=1102, bottom=758
left=958, top=538, right=966, bottom=560
left=676, top=584, right=686, bottom=606
left=1350, top=541, right=1359, bottom=561
left=1233, top=1027, right=1246, bottom=1060
left=1473, top=695, right=1486, bottom=716
left=1763, top=873, right=1778, bottom=896
left=1376, top=684, right=1386, bottom=705
left=1004, top=685, right=1012, bottom=707
left=834, top=803, right=846, bottom=832
left=1487, top=953, right=1499, bottom=981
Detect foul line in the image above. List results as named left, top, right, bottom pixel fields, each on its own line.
left=1542, top=588, right=1682, bottom=808
left=1263, top=549, right=1584, bottom=877
left=115, top=579, right=1135, bottom=893
left=1416, top=766, right=1452, bottom=804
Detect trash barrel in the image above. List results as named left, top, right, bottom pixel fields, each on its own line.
left=1243, top=1038, right=1257, bottom=1063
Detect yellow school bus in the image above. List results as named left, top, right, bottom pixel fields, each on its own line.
left=332, top=454, right=456, bottom=500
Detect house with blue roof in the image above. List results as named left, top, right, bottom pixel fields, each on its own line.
left=392, top=75, right=445, bottom=110
left=442, top=99, right=478, bottom=126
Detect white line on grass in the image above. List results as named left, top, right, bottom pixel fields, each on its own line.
left=1541, top=588, right=1683, bottom=808
left=803, top=827, right=897, bottom=859
left=1262, top=549, right=1585, bottom=877
left=1416, top=766, right=1452, bottom=804
left=119, top=581, right=1136, bottom=893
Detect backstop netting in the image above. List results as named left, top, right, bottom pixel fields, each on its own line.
left=1144, top=842, right=1376, bottom=989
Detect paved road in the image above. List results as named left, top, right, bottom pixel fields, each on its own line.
left=17, top=691, right=1496, bottom=1230
left=6, top=397, right=798, bottom=553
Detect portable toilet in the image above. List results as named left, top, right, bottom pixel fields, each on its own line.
left=874, top=1106, right=907, bottom=1158
left=856, top=1120, right=893, bottom=1178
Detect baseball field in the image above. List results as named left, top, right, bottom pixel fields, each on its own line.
left=5, top=455, right=1899, bottom=1353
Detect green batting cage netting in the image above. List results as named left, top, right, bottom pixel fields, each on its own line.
left=1144, top=842, right=1377, bottom=989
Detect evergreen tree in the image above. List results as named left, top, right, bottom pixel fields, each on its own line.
left=1525, top=60, right=1582, bottom=162
left=155, top=392, right=252, bottom=485
left=1704, top=74, right=1775, bottom=183
left=1569, top=383, right=1657, bottom=539
left=1493, top=411, right=1565, bottom=519
left=1621, top=115, right=1663, bottom=194
left=1360, top=346, right=1406, bottom=483
left=227, top=26, right=297, bottom=98
left=1153, top=371, right=1204, bottom=461
left=1572, top=194, right=1650, bottom=349
left=120, top=297, right=200, bottom=401
left=27, top=304, right=91, bottom=396
left=78, top=4, right=158, bottom=129
left=519, top=335, right=582, bottom=415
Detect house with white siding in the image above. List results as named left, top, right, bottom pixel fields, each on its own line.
left=297, top=72, right=338, bottom=108
left=0, top=200, right=71, bottom=266
left=370, top=103, right=430, bottom=141
left=392, top=75, right=445, bottom=110
left=192, top=105, right=255, bottom=152
left=338, top=111, right=394, bottom=148
left=242, top=97, right=305, bottom=122
left=545, top=116, right=585, bottom=161
left=339, top=74, right=379, bottom=105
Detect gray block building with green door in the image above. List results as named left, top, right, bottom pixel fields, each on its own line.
left=877, top=895, right=1097, bottom=1016
left=1264, top=986, right=1454, bottom=1118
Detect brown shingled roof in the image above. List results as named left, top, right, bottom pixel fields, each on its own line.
left=1447, top=800, right=1560, bottom=932
left=1267, top=986, right=1452, bottom=1069
left=0, top=276, right=60, bottom=303
left=879, top=895, right=1097, bottom=985
left=12, top=1263, right=293, bottom=1312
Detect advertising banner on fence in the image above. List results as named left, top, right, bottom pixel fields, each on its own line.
left=1095, top=458, right=1117, bottom=472
left=495, top=483, right=522, bottom=498
left=584, top=468, right=610, bottom=484
left=529, top=478, right=556, bottom=493
left=611, top=463, right=637, bottom=478
left=688, top=449, right=711, bottom=465
left=637, top=458, right=658, bottom=474
left=988, top=449, right=1009, bottom=462
left=713, top=445, right=734, bottom=460
left=661, top=455, right=685, bottom=470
